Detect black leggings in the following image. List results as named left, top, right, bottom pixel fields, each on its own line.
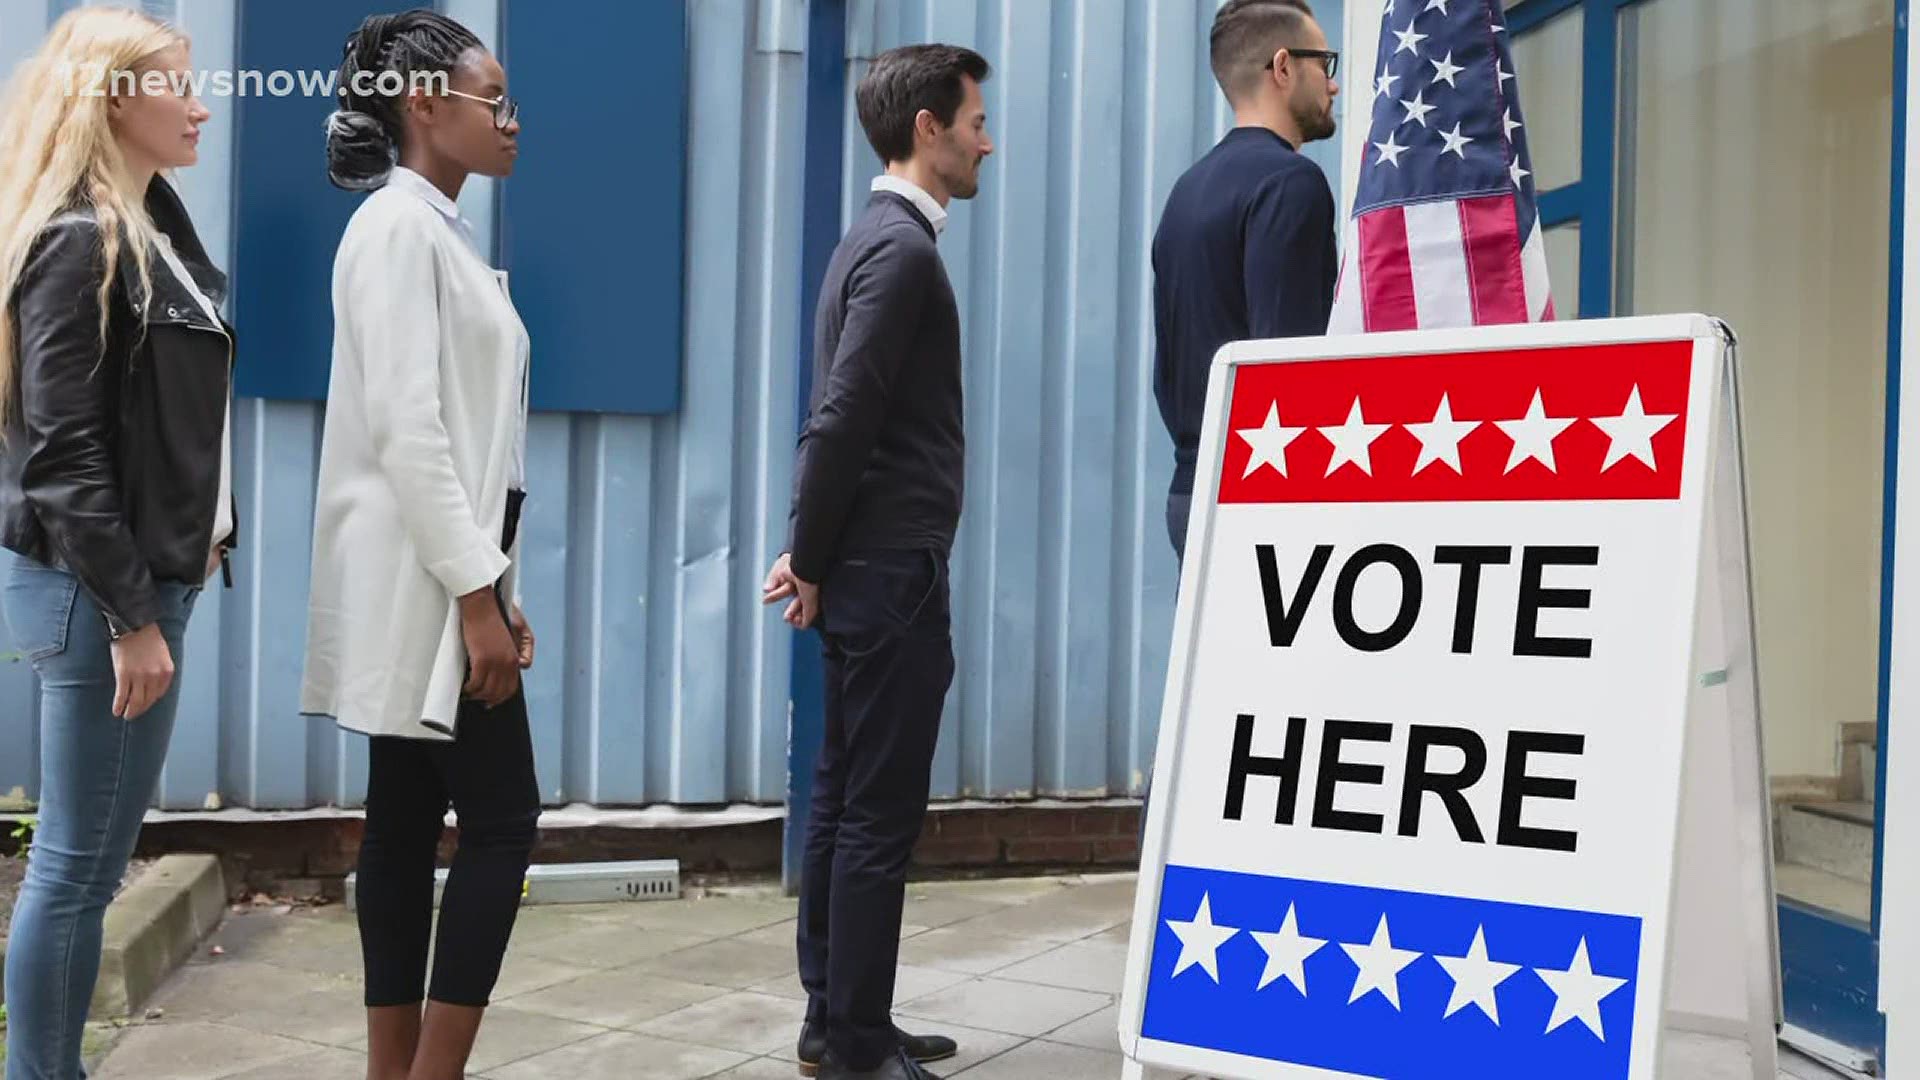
left=356, top=688, right=540, bottom=1007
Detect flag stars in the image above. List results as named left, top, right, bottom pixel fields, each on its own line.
left=1510, top=158, right=1531, bottom=189
left=1429, top=51, right=1465, bottom=88
left=1424, top=0, right=1452, bottom=11
left=1503, top=109, right=1523, bottom=140
left=1438, top=122, right=1473, bottom=159
left=1373, top=133, right=1410, bottom=167
left=1399, top=90, right=1437, bottom=129
left=1392, top=21, right=1428, bottom=56
left=1375, top=70, right=1401, bottom=99
left=1498, top=63, right=1516, bottom=88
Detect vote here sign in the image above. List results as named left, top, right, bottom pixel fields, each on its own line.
left=1121, top=317, right=1728, bottom=1080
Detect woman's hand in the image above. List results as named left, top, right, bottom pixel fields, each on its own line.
left=110, top=624, right=175, bottom=719
left=459, top=589, right=520, bottom=707
left=509, top=603, right=535, bottom=670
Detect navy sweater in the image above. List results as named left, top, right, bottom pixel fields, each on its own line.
left=787, top=193, right=964, bottom=583
left=1152, top=127, right=1337, bottom=495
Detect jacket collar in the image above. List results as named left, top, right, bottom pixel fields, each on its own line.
left=138, top=175, right=229, bottom=332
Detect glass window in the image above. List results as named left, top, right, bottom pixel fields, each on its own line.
left=1512, top=8, right=1582, bottom=191
left=1620, top=0, right=1894, bottom=917
left=1542, top=222, right=1579, bottom=320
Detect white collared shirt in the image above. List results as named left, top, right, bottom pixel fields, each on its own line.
left=384, top=166, right=528, bottom=493
left=151, top=232, right=232, bottom=558
left=871, top=175, right=947, bottom=238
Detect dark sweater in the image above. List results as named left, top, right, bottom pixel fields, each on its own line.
left=788, top=192, right=964, bottom=583
left=1152, top=127, right=1337, bottom=496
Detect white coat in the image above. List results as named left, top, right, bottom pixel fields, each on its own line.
left=300, top=167, right=530, bottom=740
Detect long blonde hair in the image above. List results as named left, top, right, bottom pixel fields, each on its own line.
left=0, top=7, right=186, bottom=429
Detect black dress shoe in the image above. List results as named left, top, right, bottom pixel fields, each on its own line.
left=815, top=1047, right=944, bottom=1080
left=798, top=1024, right=957, bottom=1076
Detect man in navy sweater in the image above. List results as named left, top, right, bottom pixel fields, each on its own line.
left=1153, top=0, right=1342, bottom=561
left=763, top=43, right=993, bottom=1080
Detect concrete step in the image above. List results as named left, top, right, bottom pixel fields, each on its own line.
left=1774, top=859, right=1872, bottom=923
left=1777, top=800, right=1874, bottom=885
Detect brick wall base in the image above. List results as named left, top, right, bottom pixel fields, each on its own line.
left=110, top=801, right=1145, bottom=898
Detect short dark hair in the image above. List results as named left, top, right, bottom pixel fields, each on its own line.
left=854, top=44, right=992, bottom=165
left=323, top=8, right=484, bottom=190
left=1210, top=0, right=1316, bottom=105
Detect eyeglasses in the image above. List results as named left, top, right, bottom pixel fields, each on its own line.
left=446, top=88, right=519, bottom=130
left=1267, top=48, right=1339, bottom=78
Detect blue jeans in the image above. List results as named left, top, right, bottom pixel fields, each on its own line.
left=2, top=555, right=199, bottom=1080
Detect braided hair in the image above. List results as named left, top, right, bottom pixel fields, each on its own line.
left=323, top=8, right=483, bottom=190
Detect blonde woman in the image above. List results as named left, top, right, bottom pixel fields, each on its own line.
left=0, top=9, right=233, bottom=1078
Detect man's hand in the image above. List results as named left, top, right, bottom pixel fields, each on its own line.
left=110, top=624, right=175, bottom=720
left=509, top=603, right=535, bottom=670
left=761, top=553, right=821, bottom=630
left=459, top=588, right=521, bottom=707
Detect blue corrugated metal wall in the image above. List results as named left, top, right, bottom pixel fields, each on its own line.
left=0, top=0, right=1342, bottom=811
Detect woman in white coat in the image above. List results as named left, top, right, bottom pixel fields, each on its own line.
left=302, top=11, right=536, bottom=1080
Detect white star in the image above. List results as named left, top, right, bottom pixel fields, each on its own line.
left=1393, top=21, right=1428, bottom=55
left=1382, top=0, right=1396, bottom=18
left=1591, top=385, right=1678, bottom=472
left=1342, top=915, right=1422, bottom=1009
left=1399, top=90, right=1437, bottom=128
left=1429, top=51, right=1464, bottom=87
left=1438, top=122, right=1473, bottom=159
left=1433, top=926, right=1522, bottom=1024
left=1510, top=159, right=1531, bottom=188
left=1502, top=109, right=1523, bottom=139
left=1319, top=398, right=1392, bottom=477
left=1535, top=938, right=1629, bottom=1040
left=1250, top=903, right=1327, bottom=995
left=1375, top=70, right=1400, bottom=98
left=1495, top=390, right=1576, bottom=473
left=1405, top=394, right=1479, bottom=475
left=1166, top=893, right=1240, bottom=983
left=1498, top=63, right=1515, bottom=88
left=1373, top=134, right=1410, bottom=167
left=1425, top=0, right=1451, bottom=11
left=1236, top=401, right=1307, bottom=479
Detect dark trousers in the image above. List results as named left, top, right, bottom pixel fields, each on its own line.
left=797, top=549, right=955, bottom=1071
left=356, top=687, right=540, bottom=1007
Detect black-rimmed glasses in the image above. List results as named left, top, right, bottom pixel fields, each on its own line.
left=447, top=88, right=519, bottom=129
left=1267, top=48, right=1339, bottom=78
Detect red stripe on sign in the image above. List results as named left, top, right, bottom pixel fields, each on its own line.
left=1459, top=195, right=1528, bottom=325
left=1214, top=339, right=1697, bottom=505
left=1358, top=208, right=1418, bottom=332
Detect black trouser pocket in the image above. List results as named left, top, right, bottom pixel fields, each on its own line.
left=820, top=550, right=942, bottom=655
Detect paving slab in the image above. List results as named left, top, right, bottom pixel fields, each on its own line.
left=86, top=870, right=1854, bottom=1080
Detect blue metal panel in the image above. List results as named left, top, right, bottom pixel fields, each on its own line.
left=498, top=0, right=687, bottom=415
left=1778, top=900, right=1887, bottom=1057
left=230, top=0, right=391, bottom=402
left=785, top=0, right=846, bottom=891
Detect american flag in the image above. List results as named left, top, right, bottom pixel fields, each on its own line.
left=1326, top=0, right=1556, bottom=333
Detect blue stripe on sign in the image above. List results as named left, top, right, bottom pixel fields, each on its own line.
left=1145, top=864, right=1643, bottom=1079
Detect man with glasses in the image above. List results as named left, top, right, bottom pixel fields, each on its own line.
left=1151, top=0, right=1341, bottom=564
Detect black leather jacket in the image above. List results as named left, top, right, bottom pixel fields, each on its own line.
left=0, top=176, right=236, bottom=638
